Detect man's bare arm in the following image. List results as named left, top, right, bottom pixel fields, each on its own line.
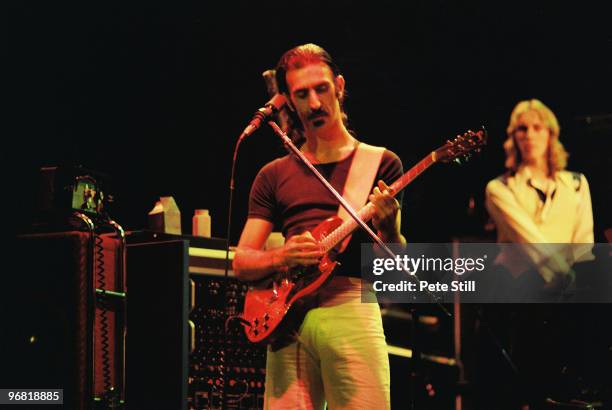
left=233, top=218, right=323, bottom=282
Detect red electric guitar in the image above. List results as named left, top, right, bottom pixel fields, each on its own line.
left=241, top=128, right=487, bottom=343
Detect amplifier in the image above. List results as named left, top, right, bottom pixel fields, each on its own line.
left=188, top=239, right=266, bottom=410
left=4, top=225, right=126, bottom=410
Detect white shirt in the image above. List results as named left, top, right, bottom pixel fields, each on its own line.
left=485, top=166, right=594, bottom=281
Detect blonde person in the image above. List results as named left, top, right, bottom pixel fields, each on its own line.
left=482, top=99, right=596, bottom=408
left=485, top=99, right=594, bottom=287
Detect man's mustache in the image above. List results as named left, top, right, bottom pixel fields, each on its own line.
left=307, top=110, right=328, bottom=120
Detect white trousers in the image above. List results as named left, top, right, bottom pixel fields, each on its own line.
left=263, top=277, right=391, bottom=410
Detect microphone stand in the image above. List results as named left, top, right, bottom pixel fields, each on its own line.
left=267, top=120, right=451, bottom=409
left=220, top=125, right=256, bottom=409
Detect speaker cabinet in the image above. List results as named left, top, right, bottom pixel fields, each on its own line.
left=3, top=232, right=90, bottom=409
left=126, top=234, right=189, bottom=410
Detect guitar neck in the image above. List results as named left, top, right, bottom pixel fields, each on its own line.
left=320, top=152, right=437, bottom=252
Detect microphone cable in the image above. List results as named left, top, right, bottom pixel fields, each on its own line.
left=221, top=74, right=284, bottom=409
left=218, top=116, right=249, bottom=410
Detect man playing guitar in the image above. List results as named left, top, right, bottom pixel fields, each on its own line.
left=233, top=43, right=405, bottom=410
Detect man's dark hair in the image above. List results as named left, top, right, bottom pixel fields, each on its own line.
left=275, top=43, right=342, bottom=95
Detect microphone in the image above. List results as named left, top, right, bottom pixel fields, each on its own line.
left=240, top=94, right=286, bottom=138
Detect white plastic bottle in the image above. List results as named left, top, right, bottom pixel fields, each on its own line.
left=192, top=209, right=211, bottom=237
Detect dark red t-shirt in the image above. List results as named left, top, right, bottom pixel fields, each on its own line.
left=248, top=147, right=403, bottom=277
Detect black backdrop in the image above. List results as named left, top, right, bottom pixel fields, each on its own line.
left=7, top=1, right=612, bottom=243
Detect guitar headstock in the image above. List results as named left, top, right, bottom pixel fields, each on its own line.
left=434, top=126, right=488, bottom=164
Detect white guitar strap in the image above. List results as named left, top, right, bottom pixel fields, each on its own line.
left=337, top=142, right=385, bottom=252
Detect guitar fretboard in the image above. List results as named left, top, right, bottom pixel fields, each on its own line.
left=319, top=152, right=436, bottom=252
